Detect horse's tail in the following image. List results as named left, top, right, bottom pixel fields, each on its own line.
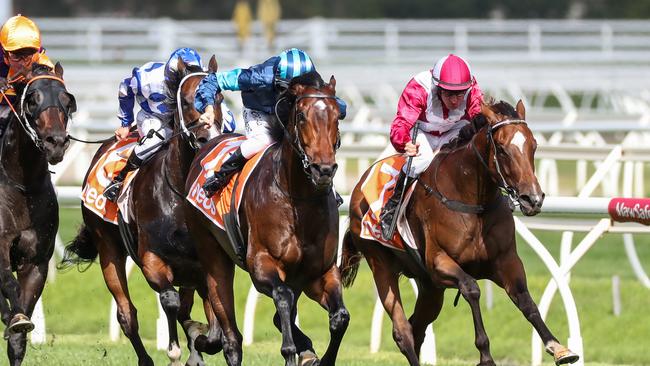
left=340, top=229, right=362, bottom=288
left=58, top=225, right=98, bottom=271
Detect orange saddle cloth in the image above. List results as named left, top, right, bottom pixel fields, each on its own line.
left=359, top=154, right=418, bottom=251
left=186, top=136, right=270, bottom=230
left=81, top=137, right=140, bottom=225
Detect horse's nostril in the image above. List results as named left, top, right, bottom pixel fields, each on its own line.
left=45, top=136, right=56, bottom=145
left=197, top=137, right=208, bottom=144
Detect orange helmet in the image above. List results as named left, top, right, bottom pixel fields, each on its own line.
left=0, top=15, right=41, bottom=52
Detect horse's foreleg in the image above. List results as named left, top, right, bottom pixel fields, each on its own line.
left=434, top=254, right=494, bottom=366
left=304, top=264, right=350, bottom=366
left=272, top=291, right=316, bottom=361
left=408, top=282, right=444, bottom=358
left=0, top=240, right=30, bottom=335
left=196, top=289, right=223, bottom=355
left=178, top=287, right=207, bottom=366
left=251, top=254, right=297, bottom=366
left=99, top=247, right=153, bottom=366
left=494, top=252, right=579, bottom=365
left=141, top=251, right=183, bottom=366
left=365, top=252, right=419, bottom=366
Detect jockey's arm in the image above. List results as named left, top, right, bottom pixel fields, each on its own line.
left=465, top=83, right=484, bottom=120
left=115, top=71, right=137, bottom=139
left=390, top=78, right=427, bottom=153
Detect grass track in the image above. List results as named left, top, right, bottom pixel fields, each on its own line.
left=6, top=208, right=649, bottom=365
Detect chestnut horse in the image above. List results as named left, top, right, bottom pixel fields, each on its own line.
left=0, top=63, right=75, bottom=366
left=185, top=71, right=348, bottom=366
left=340, top=100, right=579, bottom=366
left=60, top=57, right=223, bottom=366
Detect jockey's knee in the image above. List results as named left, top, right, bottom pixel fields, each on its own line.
left=240, top=136, right=272, bottom=158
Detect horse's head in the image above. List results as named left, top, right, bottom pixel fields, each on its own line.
left=166, top=55, right=222, bottom=147
left=480, top=100, right=544, bottom=216
left=18, top=62, right=76, bottom=164
left=282, top=71, right=341, bottom=189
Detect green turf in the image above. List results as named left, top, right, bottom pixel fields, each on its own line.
left=6, top=207, right=650, bottom=365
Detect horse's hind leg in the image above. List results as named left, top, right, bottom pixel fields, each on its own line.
left=99, top=247, right=153, bottom=366
left=364, top=248, right=419, bottom=366
left=433, top=253, right=495, bottom=366
left=194, top=288, right=223, bottom=355
left=409, top=283, right=444, bottom=359
left=141, top=251, right=183, bottom=366
left=494, top=252, right=579, bottom=365
left=304, top=264, right=350, bottom=366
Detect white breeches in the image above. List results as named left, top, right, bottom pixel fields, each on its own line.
left=404, top=120, right=469, bottom=177
left=133, top=111, right=172, bottom=160
left=239, top=108, right=275, bottom=159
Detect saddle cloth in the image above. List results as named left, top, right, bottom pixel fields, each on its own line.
left=80, top=137, right=140, bottom=225
left=360, top=154, right=418, bottom=252
left=186, top=136, right=269, bottom=230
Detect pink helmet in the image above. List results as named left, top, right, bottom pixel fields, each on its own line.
left=432, top=54, right=474, bottom=91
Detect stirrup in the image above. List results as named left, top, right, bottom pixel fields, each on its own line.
left=202, top=175, right=228, bottom=198
left=103, top=181, right=123, bottom=202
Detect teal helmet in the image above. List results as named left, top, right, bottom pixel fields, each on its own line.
left=275, top=48, right=315, bottom=81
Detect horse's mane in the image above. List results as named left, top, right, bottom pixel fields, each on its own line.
left=164, top=62, right=204, bottom=113
left=270, top=70, right=328, bottom=143
left=32, top=63, right=54, bottom=76
left=440, top=98, right=519, bottom=151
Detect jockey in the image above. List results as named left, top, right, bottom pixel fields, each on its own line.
left=103, top=47, right=234, bottom=202
left=194, top=48, right=347, bottom=198
left=0, top=14, right=54, bottom=135
left=380, top=54, right=484, bottom=240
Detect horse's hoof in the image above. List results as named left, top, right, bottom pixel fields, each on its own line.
left=477, top=361, right=496, bottom=366
left=299, top=350, right=320, bottom=366
left=555, top=349, right=580, bottom=365
left=6, top=314, right=34, bottom=335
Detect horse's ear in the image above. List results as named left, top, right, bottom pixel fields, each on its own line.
left=54, top=62, right=64, bottom=79
left=329, top=75, right=336, bottom=91
left=290, top=83, right=306, bottom=97
left=176, top=58, right=186, bottom=74
left=208, top=55, right=218, bottom=73
left=481, top=102, right=498, bottom=123
left=515, top=99, right=526, bottom=120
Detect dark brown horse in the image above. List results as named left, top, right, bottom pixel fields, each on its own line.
left=60, top=57, right=223, bottom=366
left=340, top=100, right=579, bottom=366
left=0, top=63, right=75, bottom=366
left=185, top=71, right=348, bottom=366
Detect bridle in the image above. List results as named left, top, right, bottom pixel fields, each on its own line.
left=274, top=92, right=339, bottom=183
left=2, top=75, right=72, bottom=151
left=471, top=118, right=527, bottom=203
left=176, top=71, right=208, bottom=150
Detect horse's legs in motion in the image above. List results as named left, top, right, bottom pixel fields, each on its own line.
left=494, top=252, right=579, bottom=365
left=178, top=287, right=206, bottom=366
left=6, top=262, right=48, bottom=366
left=141, top=251, right=183, bottom=366
left=304, top=265, right=350, bottom=366
left=196, top=289, right=223, bottom=355
left=434, top=253, right=494, bottom=366
left=272, top=291, right=316, bottom=363
left=0, top=245, right=31, bottom=335
left=409, top=282, right=444, bottom=358
left=252, top=253, right=298, bottom=366
left=365, top=250, right=419, bottom=366
left=99, top=246, right=153, bottom=366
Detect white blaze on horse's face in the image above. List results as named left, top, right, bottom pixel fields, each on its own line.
left=313, top=100, right=327, bottom=110
left=510, top=131, right=527, bottom=154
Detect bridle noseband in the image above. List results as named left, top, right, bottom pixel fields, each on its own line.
left=12, top=75, right=72, bottom=151
left=275, top=93, right=339, bottom=182
left=472, top=118, right=528, bottom=203
left=176, top=71, right=209, bottom=150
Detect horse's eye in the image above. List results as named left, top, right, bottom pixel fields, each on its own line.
left=296, top=112, right=306, bottom=122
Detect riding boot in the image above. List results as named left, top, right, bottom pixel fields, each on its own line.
left=103, top=153, right=143, bottom=202
left=379, top=171, right=411, bottom=240
left=202, top=147, right=247, bottom=198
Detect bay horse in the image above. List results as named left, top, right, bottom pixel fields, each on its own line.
left=0, top=63, right=75, bottom=366
left=184, top=71, right=348, bottom=366
left=340, top=100, right=580, bottom=366
left=60, top=57, right=223, bottom=366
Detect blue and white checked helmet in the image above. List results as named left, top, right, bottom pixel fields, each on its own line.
left=275, top=48, right=315, bottom=81
left=165, top=47, right=202, bottom=80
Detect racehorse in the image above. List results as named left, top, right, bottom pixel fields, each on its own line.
left=0, top=63, right=75, bottom=366
left=60, top=57, right=223, bottom=366
left=340, top=100, right=580, bottom=366
left=184, top=71, right=348, bottom=366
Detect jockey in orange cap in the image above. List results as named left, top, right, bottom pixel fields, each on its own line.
left=0, top=14, right=54, bottom=135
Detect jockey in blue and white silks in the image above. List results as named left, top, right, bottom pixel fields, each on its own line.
left=103, top=47, right=235, bottom=202
left=194, top=48, right=347, bottom=197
